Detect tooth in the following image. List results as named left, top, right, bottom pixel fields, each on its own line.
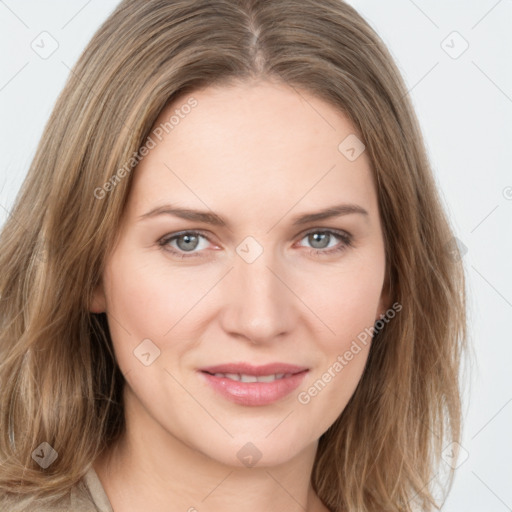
left=212, top=372, right=291, bottom=382
left=257, top=374, right=276, bottom=382
left=240, top=374, right=258, bottom=383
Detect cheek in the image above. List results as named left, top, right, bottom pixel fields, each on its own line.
left=295, top=271, right=378, bottom=435
left=293, top=255, right=382, bottom=422
left=297, top=342, right=370, bottom=441
left=299, top=255, right=384, bottom=351
left=102, top=255, right=212, bottom=367
left=105, top=263, right=163, bottom=333
left=101, top=256, right=167, bottom=370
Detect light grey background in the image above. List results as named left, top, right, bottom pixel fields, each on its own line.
left=1, top=1, right=511, bottom=510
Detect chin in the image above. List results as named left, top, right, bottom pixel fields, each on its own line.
left=191, top=430, right=315, bottom=470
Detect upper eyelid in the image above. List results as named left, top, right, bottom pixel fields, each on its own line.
left=161, top=228, right=350, bottom=249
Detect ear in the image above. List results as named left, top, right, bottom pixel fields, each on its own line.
left=90, top=278, right=107, bottom=313
left=375, top=271, right=392, bottom=322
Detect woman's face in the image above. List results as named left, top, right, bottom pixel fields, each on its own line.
left=92, top=80, right=389, bottom=467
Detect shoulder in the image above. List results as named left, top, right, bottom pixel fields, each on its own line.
left=0, top=493, right=72, bottom=512
left=0, top=468, right=107, bottom=512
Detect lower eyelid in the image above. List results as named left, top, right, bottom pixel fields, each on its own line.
left=159, top=229, right=352, bottom=256
left=160, top=232, right=210, bottom=253
left=298, top=229, right=353, bottom=250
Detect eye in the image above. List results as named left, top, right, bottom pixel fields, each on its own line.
left=158, top=231, right=212, bottom=258
left=158, top=229, right=353, bottom=259
left=296, top=229, right=353, bottom=256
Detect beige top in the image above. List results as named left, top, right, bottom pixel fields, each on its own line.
left=0, top=467, right=114, bottom=512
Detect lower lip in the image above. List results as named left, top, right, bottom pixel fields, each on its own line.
left=199, top=371, right=309, bottom=406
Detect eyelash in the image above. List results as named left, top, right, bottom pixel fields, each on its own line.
left=158, top=229, right=353, bottom=259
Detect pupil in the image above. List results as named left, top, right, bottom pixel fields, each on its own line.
left=310, top=232, right=328, bottom=249
left=178, top=234, right=198, bottom=251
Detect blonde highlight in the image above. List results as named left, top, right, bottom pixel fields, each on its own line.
left=0, top=1, right=467, bottom=510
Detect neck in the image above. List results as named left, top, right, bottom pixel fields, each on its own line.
left=93, top=386, right=329, bottom=512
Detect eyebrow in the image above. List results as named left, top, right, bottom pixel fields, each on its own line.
left=138, top=203, right=369, bottom=227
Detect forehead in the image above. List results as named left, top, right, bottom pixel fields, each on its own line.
left=127, top=81, right=378, bottom=222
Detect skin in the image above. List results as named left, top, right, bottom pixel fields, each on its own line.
left=91, top=79, right=390, bottom=512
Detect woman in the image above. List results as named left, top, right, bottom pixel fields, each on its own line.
left=0, top=0, right=467, bottom=511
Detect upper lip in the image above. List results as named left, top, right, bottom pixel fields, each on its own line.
left=199, top=362, right=308, bottom=376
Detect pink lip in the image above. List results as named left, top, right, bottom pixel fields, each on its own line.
left=200, top=362, right=308, bottom=376
left=198, top=362, right=309, bottom=406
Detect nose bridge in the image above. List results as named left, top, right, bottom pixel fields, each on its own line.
left=221, top=241, right=294, bottom=342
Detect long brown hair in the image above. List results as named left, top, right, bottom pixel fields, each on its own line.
left=0, top=1, right=467, bottom=510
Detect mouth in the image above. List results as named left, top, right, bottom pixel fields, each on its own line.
left=198, top=363, right=309, bottom=406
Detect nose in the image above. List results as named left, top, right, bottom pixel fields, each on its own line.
left=219, top=247, right=297, bottom=345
